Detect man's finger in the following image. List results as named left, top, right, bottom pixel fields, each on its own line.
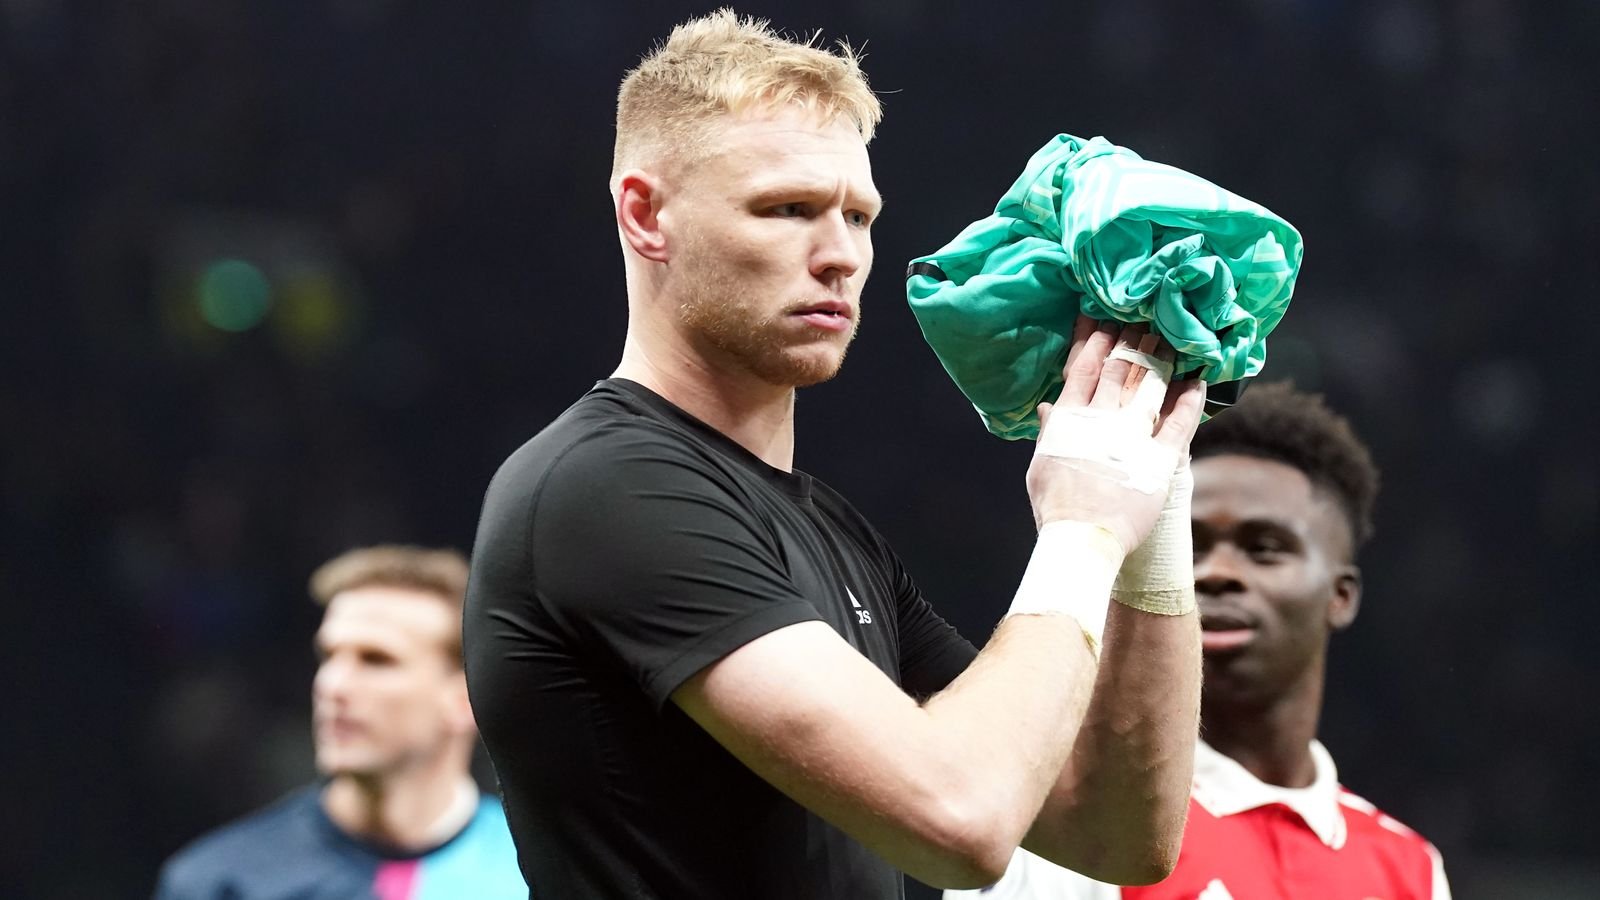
left=1120, top=332, right=1165, bottom=403
left=1060, top=319, right=1118, bottom=407
left=1090, top=323, right=1146, bottom=409
left=1062, top=314, right=1098, bottom=374
left=1107, top=328, right=1172, bottom=431
left=1153, top=378, right=1207, bottom=451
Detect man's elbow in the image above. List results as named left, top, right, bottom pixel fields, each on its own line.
left=1079, top=829, right=1181, bottom=886
left=1102, top=843, right=1179, bottom=886
left=937, top=842, right=1014, bottom=891
left=1036, top=810, right=1183, bottom=886
left=920, top=856, right=1010, bottom=892
left=911, top=797, right=1022, bottom=889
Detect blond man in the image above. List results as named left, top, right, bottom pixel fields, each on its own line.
left=465, top=10, right=1207, bottom=898
left=155, top=546, right=526, bottom=900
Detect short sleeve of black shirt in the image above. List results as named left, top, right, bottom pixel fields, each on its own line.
left=515, top=408, right=826, bottom=706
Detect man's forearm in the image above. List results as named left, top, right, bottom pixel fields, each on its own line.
left=884, top=515, right=1134, bottom=885
left=1022, top=602, right=1201, bottom=885
left=912, top=612, right=1102, bottom=879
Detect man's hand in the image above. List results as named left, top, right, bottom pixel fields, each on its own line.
left=1026, top=316, right=1206, bottom=554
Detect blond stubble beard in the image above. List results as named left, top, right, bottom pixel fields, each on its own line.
left=673, top=242, right=858, bottom=389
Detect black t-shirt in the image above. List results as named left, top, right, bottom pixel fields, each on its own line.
left=464, top=379, right=979, bottom=899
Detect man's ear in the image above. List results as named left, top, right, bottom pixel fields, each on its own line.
left=615, top=170, right=670, bottom=263
left=1328, top=564, right=1362, bottom=632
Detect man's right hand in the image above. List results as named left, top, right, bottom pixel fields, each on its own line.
left=1025, top=316, right=1207, bottom=554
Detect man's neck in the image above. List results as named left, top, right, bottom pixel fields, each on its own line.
left=615, top=334, right=798, bottom=471
left=321, top=769, right=478, bottom=852
left=1201, top=671, right=1324, bottom=789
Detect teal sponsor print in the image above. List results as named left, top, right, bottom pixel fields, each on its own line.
left=907, top=134, right=1303, bottom=439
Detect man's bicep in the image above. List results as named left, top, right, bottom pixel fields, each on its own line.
left=671, top=621, right=960, bottom=865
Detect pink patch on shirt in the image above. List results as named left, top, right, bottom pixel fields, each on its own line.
left=373, top=859, right=420, bottom=900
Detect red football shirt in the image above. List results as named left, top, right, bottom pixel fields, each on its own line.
left=949, top=741, right=1450, bottom=900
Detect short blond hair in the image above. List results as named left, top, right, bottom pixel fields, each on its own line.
left=308, top=545, right=470, bottom=662
left=613, top=8, right=881, bottom=177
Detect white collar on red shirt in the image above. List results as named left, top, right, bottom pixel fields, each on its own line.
left=1190, top=739, right=1347, bottom=850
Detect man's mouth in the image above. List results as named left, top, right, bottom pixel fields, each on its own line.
left=790, top=299, right=852, bottom=317
left=316, top=716, right=365, bottom=741
left=790, top=302, right=853, bottom=332
left=1199, top=610, right=1256, bottom=654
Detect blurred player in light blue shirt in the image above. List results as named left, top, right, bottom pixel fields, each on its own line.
left=155, top=545, right=527, bottom=899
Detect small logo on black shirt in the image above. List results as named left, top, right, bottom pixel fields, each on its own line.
left=846, top=587, right=872, bottom=625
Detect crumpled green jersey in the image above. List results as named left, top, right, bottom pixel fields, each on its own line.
left=906, top=134, right=1303, bottom=439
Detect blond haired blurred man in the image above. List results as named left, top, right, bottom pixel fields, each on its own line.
left=156, top=546, right=525, bottom=900
left=466, top=10, right=1207, bottom=899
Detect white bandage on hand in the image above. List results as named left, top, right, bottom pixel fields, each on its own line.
left=1112, top=462, right=1197, bottom=616
left=1005, top=520, right=1126, bottom=657
left=1107, top=345, right=1175, bottom=391
left=1034, top=408, right=1177, bottom=497
left=1034, top=347, right=1179, bottom=497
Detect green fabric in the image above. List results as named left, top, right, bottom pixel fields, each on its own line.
left=906, top=134, right=1303, bottom=439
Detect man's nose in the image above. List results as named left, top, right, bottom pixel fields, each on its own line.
left=810, top=212, right=866, bottom=282
left=313, top=656, right=351, bottom=700
left=1194, top=545, right=1248, bottom=596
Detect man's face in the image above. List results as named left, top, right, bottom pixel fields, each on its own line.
left=311, top=587, right=467, bottom=780
left=660, top=107, right=881, bottom=387
left=1191, top=455, right=1359, bottom=711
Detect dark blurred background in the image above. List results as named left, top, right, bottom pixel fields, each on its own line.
left=3, top=1, right=1597, bottom=897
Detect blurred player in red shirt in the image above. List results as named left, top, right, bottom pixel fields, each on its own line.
left=949, top=382, right=1450, bottom=900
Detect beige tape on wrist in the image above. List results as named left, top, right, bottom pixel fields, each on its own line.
left=1112, top=463, right=1198, bottom=616
left=1006, top=520, right=1126, bottom=657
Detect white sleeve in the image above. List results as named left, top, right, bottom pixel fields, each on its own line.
left=1427, top=843, right=1452, bottom=900
left=942, top=849, right=1121, bottom=900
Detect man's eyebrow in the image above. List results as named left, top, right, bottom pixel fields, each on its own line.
left=1228, top=515, right=1305, bottom=534
left=746, top=180, right=833, bottom=201
left=1239, top=516, right=1300, bottom=531
left=1191, top=516, right=1301, bottom=535
left=746, top=181, right=884, bottom=211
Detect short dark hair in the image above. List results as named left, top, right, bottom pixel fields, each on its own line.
left=1191, top=381, right=1380, bottom=549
